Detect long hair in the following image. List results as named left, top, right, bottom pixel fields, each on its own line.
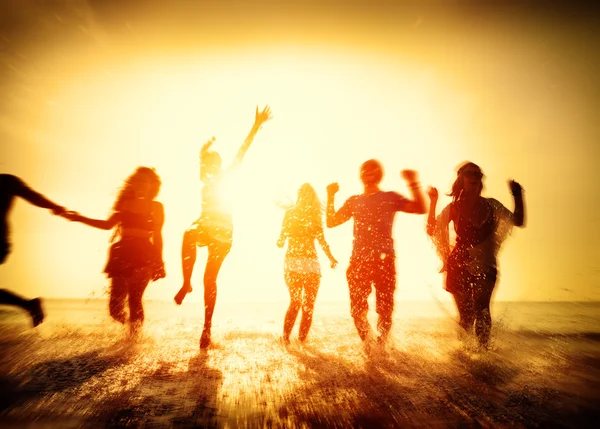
left=111, top=167, right=161, bottom=241
left=448, top=161, right=484, bottom=202
left=291, top=183, right=323, bottom=230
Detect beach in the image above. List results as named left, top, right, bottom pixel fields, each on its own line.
left=1, top=299, right=599, bottom=428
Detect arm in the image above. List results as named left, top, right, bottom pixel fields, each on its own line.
left=426, top=187, right=438, bottom=236
left=231, top=105, right=272, bottom=168
left=276, top=211, right=289, bottom=248
left=13, top=176, right=65, bottom=215
left=63, top=211, right=120, bottom=230
left=400, top=170, right=427, bottom=214
left=316, top=228, right=338, bottom=268
left=152, top=202, right=165, bottom=255
left=326, top=183, right=352, bottom=228
left=509, top=180, right=526, bottom=227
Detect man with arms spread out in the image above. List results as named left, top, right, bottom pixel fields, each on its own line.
left=326, top=160, right=426, bottom=349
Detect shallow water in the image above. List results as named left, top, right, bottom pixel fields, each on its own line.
left=1, top=299, right=599, bottom=428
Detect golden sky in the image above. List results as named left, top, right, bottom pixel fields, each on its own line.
left=1, top=1, right=599, bottom=302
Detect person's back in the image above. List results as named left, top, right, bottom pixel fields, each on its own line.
left=283, top=208, right=321, bottom=260
left=348, top=191, right=408, bottom=256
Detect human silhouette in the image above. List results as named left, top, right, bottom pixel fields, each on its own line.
left=174, top=105, right=272, bottom=349
left=426, top=162, right=526, bottom=348
left=63, top=167, right=165, bottom=336
left=0, top=174, right=67, bottom=327
left=326, top=160, right=426, bottom=349
left=277, top=183, right=338, bottom=344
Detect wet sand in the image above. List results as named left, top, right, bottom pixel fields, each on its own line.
left=1, top=300, right=599, bottom=428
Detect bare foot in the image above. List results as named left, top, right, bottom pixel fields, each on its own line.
left=174, top=283, right=193, bottom=305
left=28, top=298, right=44, bottom=327
left=200, top=327, right=211, bottom=349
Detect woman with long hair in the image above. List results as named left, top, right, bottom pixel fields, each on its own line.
left=174, top=106, right=272, bottom=349
left=277, top=183, right=338, bottom=344
left=64, top=167, right=165, bottom=335
left=426, top=162, right=526, bottom=348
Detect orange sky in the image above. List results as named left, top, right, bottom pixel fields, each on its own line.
left=1, top=1, right=599, bottom=303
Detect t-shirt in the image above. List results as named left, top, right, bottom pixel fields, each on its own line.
left=339, top=191, right=409, bottom=257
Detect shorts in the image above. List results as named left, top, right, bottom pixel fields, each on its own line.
left=346, top=251, right=396, bottom=318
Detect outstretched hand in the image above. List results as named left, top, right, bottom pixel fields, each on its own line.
left=401, top=169, right=419, bottom=183
left=326, top=183, right=340, bottom=196
left=426, top=186, right=438, bottom=202
left=61, top=210, right=82, bottom=222
left=508, top=179, right=523, bottom=197
left=201, top=137, right=216, bottom=154
left=52, top=205, right=67, bottom=216
left=254, top=105, right=273, bottom=126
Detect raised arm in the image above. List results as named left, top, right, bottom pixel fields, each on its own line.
left=12, top=176, right=65, bottom=215
left=316, top=228, right=338, bottom=268
left=509, top=180, right=526, bottom=227
left=426, top=186, right=438, bottom=236
left=231, top=105, right=272, bottom=168
left=400, top=170, right=427, bottom=214
left=62, top=211, right=120, bottom=230
left=326, top=183, right=352, bottom=228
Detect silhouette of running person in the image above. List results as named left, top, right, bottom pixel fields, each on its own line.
left=277, top=183, right=338, bottom=344
left=0, top=174, right=66, bottom=327
left=63, top=167, right=165, bottom=336
left=426, top=162, right=525, bottom=348
left=326, top=160, right=426, bottom=348
left=174, top=105, right=272, bottom=349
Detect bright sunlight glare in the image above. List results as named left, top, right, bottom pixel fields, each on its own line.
left=17, top=47, right=482, bottom=304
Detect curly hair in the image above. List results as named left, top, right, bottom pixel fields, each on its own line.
left=110, top=167, right=161, bottom=242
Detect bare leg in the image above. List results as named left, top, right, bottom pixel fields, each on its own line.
left=200, top=245, right=229, bottom=349
left=0, top=289, right=44, bottom=327
left=453, top=288, right=475, bottom=337
left=175, top=227, right=199, bottom=305
left=109, top=278, right=127, bottom=324
left=474, top=270, right=497, bottom=348
left=283, top=273, right=302, bottom=343
left=298, top=275, right=320, bottom=342
left=128, top=273, right=150, bottom=336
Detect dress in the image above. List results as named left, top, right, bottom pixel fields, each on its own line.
left=104, top=211, right=162, bottom=278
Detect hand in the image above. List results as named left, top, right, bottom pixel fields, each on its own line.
left=401, top=169, right=419, bottom=183
left=201, top=137, right=216, bottom=154
left=276, top=237, right=285, bottom=248
left=326, top=183, right=339, bottom=196
left=508, top=179, right=523, bottom=197
left=61, top=210, right=82, bottom=222
left=52, top=205, right=66, bottom=216
left=254, top=105, right=273, bottom=126
left=426, top=186, right=438, bottom=202
left=330, top=258, right=338, bottom=269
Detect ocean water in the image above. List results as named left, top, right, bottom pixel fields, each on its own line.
left=0, top=298, right=599, bottom=428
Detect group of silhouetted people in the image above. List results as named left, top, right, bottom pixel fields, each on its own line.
left=1, top=104, right=526, bottom=351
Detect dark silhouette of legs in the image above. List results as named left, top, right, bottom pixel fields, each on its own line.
left=200, top=242, right=230, bottom=349
left=473, top=269, right=497, bottom=347
left=128, top=274, right=150, bottom=336
left=453, top=287, right=475, bottom=335
left=298, top=275, right=320, bottom=342
left=0, top=289, right=44, bottom=327
left=347, top=263, right=373, bottom=342
left=374, top=256, right=396, bottom=343
left=283, top=274, right=303, bottom=344
left=109, top=278, right=127, bottom=324
left=175, top=226, right=200, bottom=305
